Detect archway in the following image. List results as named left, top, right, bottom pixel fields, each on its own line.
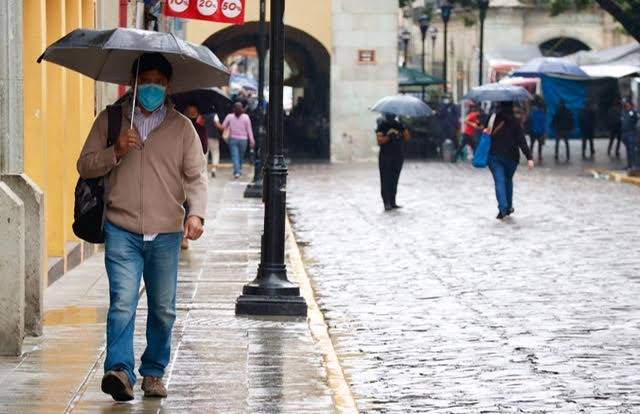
left=204, top=23, right=331, bottom=160
left=539, top=37, right=591, bottom=57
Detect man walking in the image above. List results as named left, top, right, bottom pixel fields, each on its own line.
left=621, top=99, right=639, bottom=171
left=77, top=53, right=207, bottom=401
left=204, top=106, right=222, bottom=177
left=553, top=100, right=573, bottom=161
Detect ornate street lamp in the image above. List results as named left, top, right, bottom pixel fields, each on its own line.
left=400, top=28, right=412, bottom=68
left=439, top=2, right=453, bottom=94
left=418, top=13, right=431, bottom=100
left=478, top=0, right=490, bottom=86
left=430, top=27, right=438, bottom=74
left=244, top=0, right=268, bottom=198
left=236, top=0, right=307, bottom=316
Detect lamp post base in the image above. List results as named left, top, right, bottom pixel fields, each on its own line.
left=243, top=180, right=263, bottom=198
left=235, top=294, right=307, bottom=316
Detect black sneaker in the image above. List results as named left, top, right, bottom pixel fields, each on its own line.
left=496, top=212, right=506, bottom=220
left=391, top=204, right=403, bottom=209
left=384, top=204, right=394, bottom=211
left=507, top=207, right=515, bottom=216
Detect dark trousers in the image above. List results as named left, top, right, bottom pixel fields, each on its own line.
left=555, top=135, right=570, bottom=160
left=379, top=156, right=403, bottom=207
left=529, top=134, right=544, bottom=160
left=582, top=134, right=595, bottom=157
left=623, top=131, right=638, bottom=169
left=608, top=129, right=621, bottom=156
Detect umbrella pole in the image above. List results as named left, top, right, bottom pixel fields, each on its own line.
left=130, top=58, right=141, bottom=129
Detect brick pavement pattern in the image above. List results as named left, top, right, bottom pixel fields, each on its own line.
left=288, top=162, right=640, bottom=413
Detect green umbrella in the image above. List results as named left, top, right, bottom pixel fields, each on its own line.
left=398, top=67, right=444, bottom=87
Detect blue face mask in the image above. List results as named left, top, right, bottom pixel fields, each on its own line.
left=137, top=83, right=166, bottom=111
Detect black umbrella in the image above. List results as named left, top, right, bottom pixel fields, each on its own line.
left=171, top=88, right=232, bottom=114
left=37, top=28, right=229, bottom=93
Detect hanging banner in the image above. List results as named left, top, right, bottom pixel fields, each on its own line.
left=164, top=0, right=246, bottom=24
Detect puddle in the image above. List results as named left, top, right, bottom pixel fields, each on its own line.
left=44, top=306, right=108, bottom=326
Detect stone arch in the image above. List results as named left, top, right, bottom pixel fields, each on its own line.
left=204, top=23, right=331, bottom=159
left=538, top=37, right=592, bottom=57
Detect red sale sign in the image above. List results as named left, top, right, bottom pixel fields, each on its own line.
left=164, top=0, right=246, bottom=24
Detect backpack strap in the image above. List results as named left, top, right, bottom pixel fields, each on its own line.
left=106, top=105, right=123, bottom=147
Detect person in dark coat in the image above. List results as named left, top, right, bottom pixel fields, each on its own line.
left=527, top=96, right=546, bottom=162
left=579, top=100, right=596, bottom=159
left=607, top=98, right=622, bottom=158
left=376, top=113, right=411, bottom=211
left=487, top=102, right=534, bottom=220
left=553, top=100, right=573, bottom=161
left=620, top=99, right=638, bottom=170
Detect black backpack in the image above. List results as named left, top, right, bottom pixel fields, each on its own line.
left=72, top=105, right=122, bottom=244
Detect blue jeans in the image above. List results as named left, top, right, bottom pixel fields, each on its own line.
left=103, top=221, right=182, bottom=385
left=488, top=155, right=518, bottom=215
left=229, top=138, right=248, bottom=175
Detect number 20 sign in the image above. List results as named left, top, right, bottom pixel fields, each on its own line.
left=164, top=0, right=246, bottom=24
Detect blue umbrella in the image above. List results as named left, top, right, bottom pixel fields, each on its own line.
left=463, top=83, right=533, bottom=102
left=512, top=57, right=588, bottom=78
left=370, top=95, right=433, bottom=118
left=230, top=74, right=258, bottom=91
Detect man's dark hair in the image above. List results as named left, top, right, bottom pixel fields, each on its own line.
left=131, top=53, right=173, bottom=80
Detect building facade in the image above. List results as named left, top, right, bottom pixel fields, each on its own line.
left=401, top=1, right=632, bottom=101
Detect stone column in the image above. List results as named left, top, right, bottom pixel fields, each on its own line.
left=0, top=182, right=25, bottom=355
left=331, top=0, right=398, bottom=162
left=0, top=0, right=24, bottom=174
left=1, top=175, right=45, bottom=336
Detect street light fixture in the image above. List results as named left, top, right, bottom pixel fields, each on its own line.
left=430, top=27, right=438, bottom=74
left=400, top=28, right=412, bottom=68
left=236, top=0, right=307, bottom=317
left=478, top=0, right=490, bottom=86
left=244, top=0, right=267, bottom=198
left=418, top=13, right=431, bottom=101
left=439, top=2, right=453, bottom=94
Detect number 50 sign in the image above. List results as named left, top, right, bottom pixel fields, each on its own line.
left=164, top=0, right=246, bottom=24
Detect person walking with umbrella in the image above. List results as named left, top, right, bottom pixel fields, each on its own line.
left=370, top=95, right=431, bottom=211
left=376, top=113, right=411, bottom=211
left=39, top=27, right=229, bottom=402
left=76, top=53, right=208, bottom=401
left=487, top=102, right=535, bottom=219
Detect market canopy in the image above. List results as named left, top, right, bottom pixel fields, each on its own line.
left=398, top=67, right=444, bottom=87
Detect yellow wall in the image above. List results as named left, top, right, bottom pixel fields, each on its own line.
left=185, top=0, right=332, bottom=53
left=24, top=0, right=96, bottom=271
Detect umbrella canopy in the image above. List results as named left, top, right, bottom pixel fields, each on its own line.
left=38, top=28, right=229, bottom=93
left=170, top=88, right=232, bottom=114
left=512, top=57, right=588, bottom=78
left=463, top=83, right=533, bottom=102
left=399, top=67, right=445, bottom=87
left=370, top=95, right=434, bottom=118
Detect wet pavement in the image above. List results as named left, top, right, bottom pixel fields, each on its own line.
left=0, top=175, right=336, bottom=413
left=287, top=147, right=640, bottom=413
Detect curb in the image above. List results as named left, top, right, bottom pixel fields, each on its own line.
left=286, top=217, right=359, bottom=414
left=587, top=169, right=640, bottom=187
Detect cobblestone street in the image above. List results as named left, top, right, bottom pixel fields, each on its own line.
left=288, top=159, right=640, bottom=413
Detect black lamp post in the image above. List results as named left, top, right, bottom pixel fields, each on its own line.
left=244, top=0, right=267, bottom=198
left=478, top=0, right=490, bottom=86
left=430, top=27, right=438, bottom=74
left=440, top=2, right=453, bottom=94
left=236, top=0, right=307, bottom=317
left=418, top=13, right=431, bottom=101
left=400, top=28, right=411, bottom=68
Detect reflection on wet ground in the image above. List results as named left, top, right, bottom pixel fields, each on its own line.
left=288, top=157, right=640, bottom=413
left=0, top=177, right=334, bottom=414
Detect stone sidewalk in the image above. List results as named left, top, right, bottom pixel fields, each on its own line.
left=0, top=175, right=350, bottom=414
